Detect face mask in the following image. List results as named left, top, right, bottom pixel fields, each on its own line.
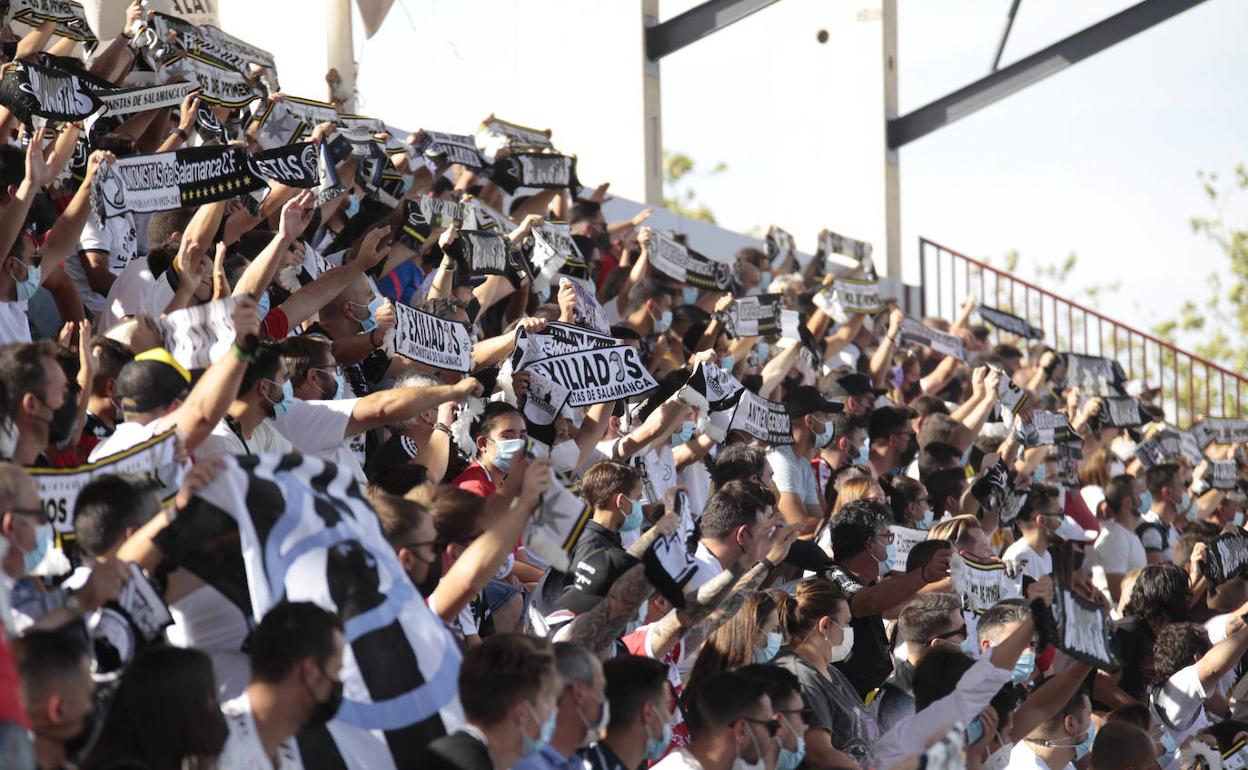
left=754, top=631, right=782, bottom=663
left=521, top=704, right=557, bottom=757
left=915, top=508, right=934, bottom=531
left=1074, top=726, right=1095, bottom=761
left=1012, top=648, right=1035, bottom=684
left=1182, top=490, right=1196, bottom=521
left=876, top=543, right=896, bottom=575
left=490, top=437, right=527, bottom=472
left=983, top=742, right=1013, bottom=770
left=759, top=270, right=772, bottom=289
left=415, top=552, right=443, bottom=596
left=960, top=636, right=979, bottom=658
left=959, top=443, right=973, bottom=468
left=1158, top=733, right=1177, bottom=768
left=62, top=705, right=98, bottom=761
left=266, top=380, right=294, bottom=419
left=653, top=308, right=672, bottom=334
left=828, top=623, right=854, bottom=663
left=672, top=420, right=695, bottom=446
left=620, top=496, right=644, bottom=532
left=626, top=600, right=649, bottom=635
left=332, top=370, right=348, bottom=400
left=24, top=522, right=53, bottom=574
left=1235, top=512, right=1245, bottom=528
left=256, top=290, right=271, bottom=321
left=682, top=287, right=698, bottom=305
left=550, top=439, right=580, bottom=474
left=720, top=354, right=735, bottom=372
left=577, top=696, right=610, bottom=747
left=733, top=718, right=766, bottom=770
left=643, top=712, right=673, bottom=761
left=355, top=296, right=385, bottom=333
left=854, top=444, right=870, bottom=465
left=755, top=342, right=770, bottom=363
left=11, top=263, right=40, bottom=301
left=494, top=552, right=515, bottom=580
left=306, top=676, right=344, bottom=728
left=46, top=395, right=78, bottom=446
left=776, top=716, right=805, bottom=770
left=1033, top=464, right=1047, bottom=483
left=899, top=434, right=919, bottom=466
left=1139, top=490, right=1152, bottom=514
left=814, top=417, right=835, bottom=449
left=344, top=194, right=361, bottom=219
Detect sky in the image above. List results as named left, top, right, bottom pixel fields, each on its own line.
left=349, top=0, right=1247, bottom=354
left=654, top=0, right=1247, bottom=347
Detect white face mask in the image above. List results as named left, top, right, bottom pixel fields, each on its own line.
left=828, top=622, right=854, bottom=663
left=983, top=742, right=1013, bottom=770
left=732, top=721, right=767, bottom=770
left=550, top=439, right=580, bottom=474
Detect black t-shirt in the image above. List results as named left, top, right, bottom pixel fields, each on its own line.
left=560, top=521, right=625, bottom=592
left=827, top=563, right=894, bottom=698
left=1111, top=616, right=1156, bottom=701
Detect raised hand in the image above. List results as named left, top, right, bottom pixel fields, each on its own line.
left=278, top=190, right=316, bottom=241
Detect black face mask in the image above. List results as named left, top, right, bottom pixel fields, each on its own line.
left=306, top=677, right=344, bottom=728
left=63, top=705, right=98, bottom=760
left=46, top=393, right=78, bottom=446
left=899, top=435, right=919, bottom=467
left=571, top=234, right=597, bottom=261
left=415, top=552, right=443, bottom=597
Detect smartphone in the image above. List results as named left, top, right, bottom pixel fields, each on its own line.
left=966, top=717, right=985, bottom=745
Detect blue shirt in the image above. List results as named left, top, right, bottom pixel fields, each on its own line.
left=514, top=743, right=584, bottom=770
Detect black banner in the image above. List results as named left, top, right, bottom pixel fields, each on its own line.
left=1061, top=353, right=1126, bottom=397
left=686, top=248, right=735, bottom=291
left=397, top=197, right=476, bottom=250
left=977, top=305, right=1044, bottom=340
left=445, top=231, right=509, bottom=276
left=0, top=59, right=103, bottom=124
left=1202, top=532, right=1248, bottom=585
left=418, top=130, right=489, bottom=170
left=1046, top=583, right=1121, bottom=672
left=1211, top=459, right=1239, bottom=492
left=492, top=152, right=579, bottom=194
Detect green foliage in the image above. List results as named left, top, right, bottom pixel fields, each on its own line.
left=662, top=150, right=724, bottom=224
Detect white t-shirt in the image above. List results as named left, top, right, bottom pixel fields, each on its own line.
left=652, top=748, right=705, bottom=770
left=140, top=271, right=177, bottom=319
left=271, top=398, right=365, bottom=482
left=1153, top=662, right=1210, bottom=760
left=88, top=418, right=171, bottom=462
left=71, top=211, right=138, bottom=311
left=1139, top=511, right=1179, bottom=562
left=1089, top=519, right=1147, bottom=602
left=167, top=584, right=252, bottom=702
left=0, top=300, right=31, bottom=345
left=1005, top=739, right=1073, bottom=770
left=1002, top=539, right=1052, bottom=582
left=100, top=256, right=155, bottom=332
left=220, top=692, right=301, bottom=769
left=678, top=461, right=711, bottom=520
left=688, top=541, right=726, bottom=593
left=766, top=444, right=818, bottom=505
left=197, top=418, right=295, bottom=459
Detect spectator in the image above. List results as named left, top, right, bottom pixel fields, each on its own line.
left=652, top=670, right=774, bottom=770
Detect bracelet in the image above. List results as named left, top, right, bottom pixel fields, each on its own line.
left=759, top=557, right=776, bottom=573
left=439, top=259, right=456, bottom=271
left=169, top=127, right=188, bottom=141
left=230, top=341, right=251, bottom=360
left=434, top=422, right=453, bottom=435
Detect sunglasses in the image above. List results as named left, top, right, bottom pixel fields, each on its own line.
left=744, top=717, right=781, bottom=737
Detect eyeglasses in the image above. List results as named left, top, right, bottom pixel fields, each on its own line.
left=873, top=530, right=895, bottom=545
left=931, top=626, right=968, bottom=643
left=7, top=506, right=49, bottom=525
left=777, top=708, right=812, bottom=725
left=744, top=717, right=781, bottom=737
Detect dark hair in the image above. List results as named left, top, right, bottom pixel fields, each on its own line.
left=604, top=654, right=669, bottom=730
left=829, top=499, right=889, bottom=560
left=0, top=339, right=58, bottom=415
left=776, top=579, right=846, bottom=643
left=1145, top=463, right=1180, bottom=497
left=579, top=461, right=640, bottom=510
left=990, top=344, right=1023, bottom=362
left=0, top=144, right=25, bottom=190
left=898, top=593, right=961, bottom=645
left=711, top=444, right=767, bottom=486
left=89, top=336, right=135, bottom=389
left=1041, top=688, right=1090, bottom=730
left=830, top=412, right=868, bottom=441
left=889, top=477, right=925, bottom=524
left=1103, top=703, right=1151, bottom=730
left=912, top=646, right=976, bottom=710
left=1089, top=720, right=1156, bottom=770
left=248, top=601, right=343, bottom=683
left=73, top=474, right=160, bottom=558
left=685, top=593, right=778, bottom=708
left=868, top=406, right=914, bottom=443
left=471, top=401, right=521, bottom=441
left=735, top=663, right=801, bottom=706
left=369, top=491, right=426, bottom=548
left=1151, top=622, right=1211, bottom=685
left=279, top=335, right=332, bottom=390
left=81, top=647, right=227, bottom=770
left=910, top=395, right=949, bottom=418
left=146, top=208, right=197, bottom=252
left=700, top=480, right=763, bottom=540
left=418, top=484, right=487, bottom=546
left=906, top=539, right=951, bottom=572
left=627, top=276, right=670, bottom=312
left=459, top=634, right=556, bottom=726
left=976, top=599, right=1031, bottom=645
left=1205, top=719, right=1248, bottom=755
left=13, top=631, right=89, bottom=699
left=419, top=296, right=469, bottom=322
left=1103, top=474, right=1137, bottom=516
left=918, top=442, right=962, bottom=480
left=689, top=670, right=769, bottom=735
left=239, top=338, right=285, bottom=397
left=916, top=413, right=957, bottom=447
left=1123, top=564, right=1190, bottom=624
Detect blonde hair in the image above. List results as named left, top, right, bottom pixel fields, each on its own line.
left=927, top=514, right=982, bottom=549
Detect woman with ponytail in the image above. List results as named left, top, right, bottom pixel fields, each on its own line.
left=683, top=592, right=781, bottom=709
left=772, top=579, right=878, bottom=770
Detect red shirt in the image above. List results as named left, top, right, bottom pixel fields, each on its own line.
left=451, top=461, right=496, bottom=498
left=0, top=635, right=30, bottom=728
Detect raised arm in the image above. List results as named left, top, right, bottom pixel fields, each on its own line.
left=849, top=549, right=950, bottom=618
left=869, top=307, right=905, bottom=386
left=37, top=149, right=111, bottom=279
left=347, top=379, right=481, bottom=436
left=231, top=192, right=315, bottom=298
left=275, top=226, right=390, bottom=328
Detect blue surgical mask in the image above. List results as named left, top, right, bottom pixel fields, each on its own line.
left=720, top=354, right=735, bottom=372
left=266, top=379, right=294, bottom=419
left=256, top=290, right=271, bottom=321
left=877, top=543, right=896, bottom=575
left=816, top=418, right=836, bottom=449
left=1033, top=464, right=1047, bottom=483
left=332, top=370, right=348, bottom=400
left=1158, top=733, right=1177, bottom=768
left=916, top=508, right=934, bottom=531
left=967, top=717, right=986, bottom=745
left=959, top=443, right=973, bottom=468
left=1138, top=490, right=1152, bottom=514
left=960, top=636, right=980, bottom=658
left=682, top=287, right=698, bottom=305
left=490, top=437, right=527, bottom=473
left=654, top=308, right=672, bottom=334
left=401, top=175, right=414, bottom=194
left=620, top=496, right=644, bottom=532
left=777, top=735, right=805, bottom=770
left=672, top=420, right=695, bottom=446
left=1074, top=726, right=1095, bottom=761
left=344, top=194, right=361, bottom=219
left=855, top=444, right=870, bottom=465
left=1235, top=512, right=1245, bottom=528
left=1182, top=490, right=1196, bottom=521
left=355, top=296, right=386, bottom=333
left=1012, top=648, right=1035, bottom=684
left=12, top=263, right=40, bottom=301
left=24, top=522, right=52, bottom=574
left=755, top=342, right=770, bottom=363
left=521, top=704, right=557, bottom=757
left=759, top=270, right=772, bottom=289
left=754, top=632, right=782, bottom=663
left=643, top=716, right=673, bottom=761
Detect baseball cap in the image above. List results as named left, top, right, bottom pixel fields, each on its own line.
left=829, top=373, right=886, bottom=399
left=364, top=434, right=421, bottom=480
left=114, top=348, right=192, bottom=414
left=784, top=385, right=843, bottom=418
left=558, top=548, right=640, bottom=614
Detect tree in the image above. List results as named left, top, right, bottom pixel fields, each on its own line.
left=662, top=150, right=725, bottom=224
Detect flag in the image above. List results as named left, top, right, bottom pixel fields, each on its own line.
left=183, top=453, right=464, bottom=770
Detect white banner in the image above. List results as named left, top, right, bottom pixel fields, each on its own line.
left=888, top=525, right=927, bottom=575
left=1193, top=418, right=1248, bottom=448
left=523, top=345, right=657, bottom=407
left=476, top=115, right=554, bottom=156
left=898, top=317, right=967, bottom=362
left=514, top=321, right=618, bottom=368
left=729, top=390, right=793, bottom=445
left=560, top=277, right=611, bottom=335
left=527, top=469, right=592, bottom=573
left=728, top=294, right=800, bottom=339
left=648, top=229, right=692, bottom=282
left=950, top=552, right=1021, bottom=614
left=392, top=303, right=473, bottom=373
left=98, top=81, right=198, bottom=117
left=27, top=430, right=183, bottom=534
left=158, top=297, right=237, bottom=371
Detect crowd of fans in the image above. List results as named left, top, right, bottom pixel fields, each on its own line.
left=0, top=4, right=1247, bottom=770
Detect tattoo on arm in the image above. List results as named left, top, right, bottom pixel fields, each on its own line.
left=686, top=562, right=770, bottom=653
left=648, top=564, right=742, bottom=657
left=566, top=563, right=654, bottom=656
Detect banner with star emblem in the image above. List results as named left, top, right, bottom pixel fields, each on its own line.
left=91, top=143, right=319, bottom=220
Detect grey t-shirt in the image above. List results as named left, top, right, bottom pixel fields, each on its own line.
left=773, top=647, right=879, bottom=767
left=766, top=445, right=819, bottom=505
